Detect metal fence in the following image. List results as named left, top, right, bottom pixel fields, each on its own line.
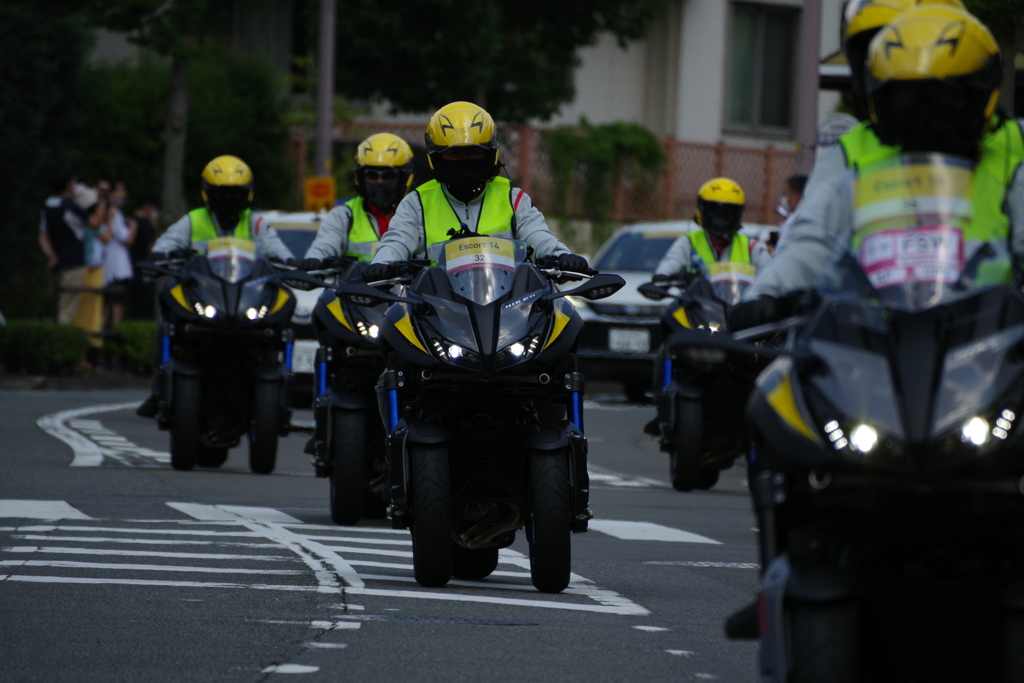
left=291, top=122, right=797, bottom=227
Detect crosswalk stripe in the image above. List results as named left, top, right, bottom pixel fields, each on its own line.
left=16, top=525, right=262, bottom=537
left=589, top=520, right=721, bottom=544
left=12, top=534, right=280, bottom=548
left=0, top=500, right=91, bottom=520
left=300, top=534, right=411, bottom=546
left=0, top=559, right=303, bottom=575
left=3, top=546, right=296, bottom=561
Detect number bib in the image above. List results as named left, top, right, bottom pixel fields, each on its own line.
left=707, top=261, right=755, bottom=306
left=444, top=239, right=516, bottom=274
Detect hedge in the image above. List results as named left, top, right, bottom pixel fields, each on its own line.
left=0, top=320, right=90, bottom=375
left=111, top=320, right=158, bottom=375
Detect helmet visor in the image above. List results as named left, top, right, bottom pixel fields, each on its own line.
left=205, top=185, right=251, bottom=218
left=700, top=202, right=745, bottom=237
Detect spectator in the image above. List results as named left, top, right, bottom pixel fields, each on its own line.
left=774, top=174, right=808, bottom=250
left=102, top=180, right=137, bottom=328
left=78, top=180, right=112, bottom=350
left=129, top=191, right=160, bottom=319
left=38, top=168, right=104, bottom=328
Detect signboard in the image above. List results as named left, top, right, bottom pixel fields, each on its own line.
left=304, top=176, right=336, bottom=212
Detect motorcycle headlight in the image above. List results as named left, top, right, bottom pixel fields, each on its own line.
left=429, top=338, right=480, bottom=366
left=245, top=306, right=269, bottom=320
left=195, top=303, right=218, bottom=319
left=496, top=336, right=542, bottom=368
left=355, top=321, right=379, bottom=339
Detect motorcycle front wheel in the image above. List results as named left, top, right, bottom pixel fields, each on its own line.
left=329, top=409, right=365, bottom=526
left=410, top=442, right=452, bottom=587
left=170, top=374, right=201, bottom=471
left=670, top=399, right=701, bottom=492
left=248, top=381, right=280, bottom=475
left=527, top=450, right=571, bottom=593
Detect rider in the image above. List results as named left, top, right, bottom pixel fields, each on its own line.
left=730, top=4, right=1024, bottom=331
left=360, top=101, right=588, bottom=282
left=148, top=155, right=294, bottom=262
left=297, top=133, right=415, bottom=269
left=136, top=155, right=294, bottom=417
left=651, top=177, right=770, bottom=282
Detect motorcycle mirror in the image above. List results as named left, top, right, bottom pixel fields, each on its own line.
left=638, top=282, right=671, bottom=301
left=279, top=271, right=325, bottom=291
left=135, top=261, right=181, bottom=280
left=545, top=273, right=626, bottom=302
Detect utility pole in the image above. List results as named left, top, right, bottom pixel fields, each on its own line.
left=795, top=0, right=822, bottom=174
left=315, top=0, right=337, bottom=177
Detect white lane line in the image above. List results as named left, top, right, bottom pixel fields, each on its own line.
left=16, top=525, right=261, bottom=537
left=2, top=546, right=296, bottom=561
left=589, top=520, right=721, bottom=545
left=346, top=559, right=531, bottom=578
left=11, top=535, right=280, bottom=548
left=633, top=625, right=670, bottom=632
left=261, top=620, right=361, bottom=630
left=356, top=573, right=597, bottom=596
left=0, top=560, right=302, bottom=575
left=166, top=503, right=238, bottom=521
left=261, top=664, right=320, bottom=674
left=0, top=501, right=92, bottom=520
left=298, top=535, right=411, bottom=546
left=0, top=575, right=342, bottom=592
left=644, top=561, right=759, bottom=569
left=303, top=643, right=348, bottom=650
left=321, top=545, right=412, bottom=559
left=587, top=464, right=667, bottom=489
left=345, top=587, right=646, bottom=615
left=280, top=523, right=408, bottom=535
left=666, top=650, right=694, bottom=657
left=216, top=506, right=303, bottom=524
left=36, top=402, right=139, bottom=467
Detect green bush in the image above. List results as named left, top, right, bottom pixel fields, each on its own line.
left=1, top=320, right=89, bottom=375
left=111, top=320, right=157, bottom=375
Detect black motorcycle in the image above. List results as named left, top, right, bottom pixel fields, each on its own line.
left=737, top=245, right=1024, bottom=681
left=138, top=238, right=322, bottom=474
left=307, top=257, right=392, bottom=525
left=338, top=235, right=624, bottom=593
left=640, top=263, right=770, bottom=491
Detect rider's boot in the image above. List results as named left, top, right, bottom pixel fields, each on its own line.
left=136, top=395, right=159, bottom=418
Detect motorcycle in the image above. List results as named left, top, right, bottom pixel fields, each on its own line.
left=307, top=256, right=392, bottom=525
left=739, top=152, right=1024, bottom=681
left=639, top=260, right=770, bottom=491
left=138, top=238, right=322, bottom=474
left=337, top=235, right=624, bottom=593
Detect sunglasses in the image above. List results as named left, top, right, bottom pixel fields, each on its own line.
left=364, top=169, right=399, bottom=181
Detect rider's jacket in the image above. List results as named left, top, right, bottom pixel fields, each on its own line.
left=745, top=119, right=1024, bottom=300
left=152, top=207, right=294, bottom=261
left=305, top=197, right=381, bottom=262
left=370, top=178, right=569, bottom=264
left=654, top=225, right=770, bottom=277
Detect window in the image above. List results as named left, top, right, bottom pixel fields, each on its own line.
left=726, top=3, right=798, bottom=134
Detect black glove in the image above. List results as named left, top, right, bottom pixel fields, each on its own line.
left=728, top=296, right=779, bottom=331
left=294, top=257, right=324, bottom=271
left=148, top=251, right=169, bottom=262
left=651, top=273, right=670, bottom=283
left=362, top=262, right=394, bottom=283
left=558, top=253, right=590, bottom=274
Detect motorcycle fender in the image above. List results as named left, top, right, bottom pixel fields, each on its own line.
left=759, top=553, right=791, bottom=683
left=566, top=422, right=590, bottom=531
left=529, top=428, right=569, bottom=451
left=406, top=422, right=448, bottom=445
left=387, top=419, right=411, bottom=528
left=311, top=389, right=333, bottom=474
left=666, top=381, right=702, bottom=402
left=331, top=392, right=366, bottom=411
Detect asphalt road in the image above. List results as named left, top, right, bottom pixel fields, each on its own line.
left=0, top=388, right=760, bottom=682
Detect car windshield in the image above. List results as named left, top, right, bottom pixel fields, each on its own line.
left=206, top=237, right=257, bottom=283
left=817, top=152, right=1011, bottom=313
left=271, top=224, right=319, bottom=260
left=594, top=231, right=682, bottom=272
left=438, top=236, right=528, bottom=306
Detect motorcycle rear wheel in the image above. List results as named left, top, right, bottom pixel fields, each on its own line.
left=248, top=381, right=280, bottom=475
left=410, top=443, right=452, bottom=587
left=329, top=409, right=365, bottom=526
left=451, top=546, right=499, bottom=580
left=528, top=450, right=572, bottom=593
left=670, top=399, right=701, bottom=491
left=169, top=374, right=201, bottom=471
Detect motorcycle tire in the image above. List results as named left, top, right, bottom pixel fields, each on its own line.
left=696, top=467, right=720, bottom=490
left=527, top=450, right=572, bottom=593
left=789, top=601, right=859, bottom=683
left=1004, top=611, right=1024, bottom=682
left=196, top=445, right=228, bottom=468
left=451, top=546, right=499, bottom=581
left=248, top=381, right=280, bottom=475
left=410, top=442, right=452, bottom=587
left=169, top=374, right=201, bottom=471
left=329, top=409, right=364, bottom=526
left=670, top=399, right=701, bottom=492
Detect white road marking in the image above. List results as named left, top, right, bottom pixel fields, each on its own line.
left=633, top=625, right=670, bottom=632
left=346, top=559, right=531, bottom=578
left=356, top=573, right=598, bottom=595
left=666, top=650, right=694, bottom=657
left=694, top=674, right=718, bottom=680
left=36, top=402, right=140, bottom=466
left=342, top=588, right=647, bottom=615
left=0, top=575, right=342, bottom=592
left=261, top=664, right=320, bottom=674
left=644, top=561, right=758, bottom=569
left=262, top=620, right=361, bottom=631
left=303, top=643, right=347, bottom=649
left=0, top=559, right=301, bottom=575
left=3, top=546, right=295, bottom=561
left=587, top=464, right=667, bottom=489
left=299, top=534, right=411, bottom=546
left=589, top=520, right=721, bottom=545
left=280, top=523, right=408, bottom=535
left=166, top=503, right=239, bottom=521
left=169, top=503, right=303, bottom=524
left=0, top=500, right=91, bottom=520
left=321, top=545, right=412, bottom=559
left=17, top=525, right=261, bottom=537
left=12, top=534, right=279, bottom=548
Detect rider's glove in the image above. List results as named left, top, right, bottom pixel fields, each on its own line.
left=557, top=253, right=590, bottom=274
left=362, top=262, right=394, bottom=283
left=728, top=296, right=779, bottom=331
left=295, top=257, right=323, bottom=271
left=651, top=273, right=670, bottom=283
left=149, top=251, right=169, bottom=262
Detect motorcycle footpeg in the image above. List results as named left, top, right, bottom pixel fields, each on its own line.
left=570, top=507, right=594, bottom=533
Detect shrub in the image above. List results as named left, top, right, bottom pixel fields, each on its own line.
left=111, top=320, right=157, bottom=375
left=1, top=320, right=89, bottom=375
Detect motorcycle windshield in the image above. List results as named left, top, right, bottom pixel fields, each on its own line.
left=207, top=237, right=257, bottom=284
left=439, top=236, right=528, bottom=306
left=707, top=262, right=754, bottom=307
left=819, top=153, right=1011, bottom=313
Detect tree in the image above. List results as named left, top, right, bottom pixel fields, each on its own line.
left=327, top=0, right=664, bottom=122
left=964, top=0, right=1024, bottom=116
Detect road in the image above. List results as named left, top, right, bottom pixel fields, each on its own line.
left=0, top=388, right=759, bottom=682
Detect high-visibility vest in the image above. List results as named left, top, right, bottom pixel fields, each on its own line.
left=687, top=229, right=750, bottom=270
left=188, top=207, right=251, bottom=252
left=341, top=197, right=379, bottom=262
left=417, top=176, right=517, bottom=249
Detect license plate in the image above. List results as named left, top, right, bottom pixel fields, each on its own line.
left=291, top=340, right=319, bottom=374
left=608, top=327, right=650, bottom=353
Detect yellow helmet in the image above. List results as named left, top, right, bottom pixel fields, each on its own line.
left=866, top=6, right=1001, bottom=152
left=696, top=178, right=746, bottom=238
left=354, top=133, right=415, bottom=211
left=424, top=101, right=500, bottom=193
left=200, top=155, right=254, bottom=223
left=841, top=0, right=966, bottom=119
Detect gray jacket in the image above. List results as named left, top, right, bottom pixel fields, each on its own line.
left=152, top=211, right=294, bottom=262
left=370, top=183, right=570, bottom=263
left=304, top=202, right=382, bottom=259
left=745, top=134, right=1024, bottom=300
left=654, top=225, right=772, bottom=276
